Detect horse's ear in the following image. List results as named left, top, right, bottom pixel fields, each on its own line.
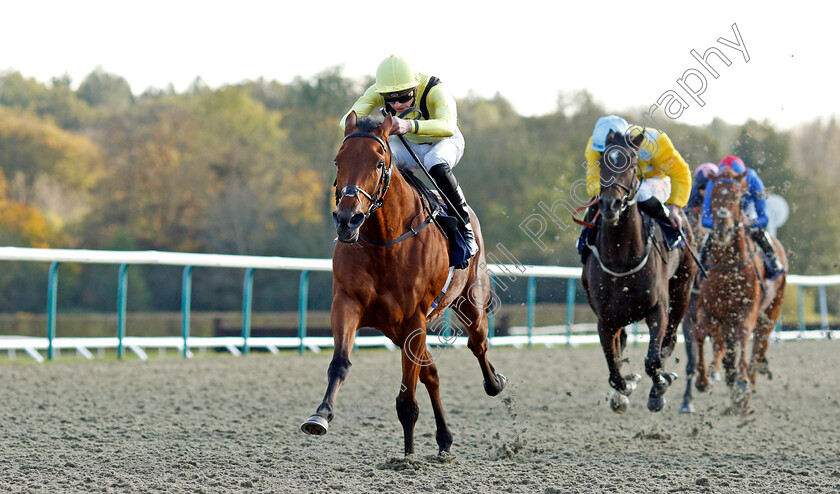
left=736, top=170, right=748, bottom=186
left=344, top=111, right=358, bottom=134
left=707, top=170, right=722, bottom=181
left=630, top=130, right=645, bottom=149
left=381, top=114, right=394, bottom=137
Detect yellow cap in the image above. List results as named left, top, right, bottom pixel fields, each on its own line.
left=373, top=55, right=420, bottom=94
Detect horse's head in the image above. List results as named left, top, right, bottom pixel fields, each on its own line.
left=597, top=130, right=643, bottom=225
left=332, top=111, right=394, bottom=243
left=707, top=167, right=748, bottom=245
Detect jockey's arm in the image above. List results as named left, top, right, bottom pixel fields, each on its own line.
left=747, top=169, right=770, bottom=228
left=649, top=132, right=692, bottom=208
left=411, top=86, right=457, bottom=137
left=339, top=85, right=381, bottom=130
left=584, top=137, right=601, bottom=198
left=701, top=182, right=715, bottom=229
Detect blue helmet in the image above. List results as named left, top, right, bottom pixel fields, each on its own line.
left=592, top=115, right=630, bottom=152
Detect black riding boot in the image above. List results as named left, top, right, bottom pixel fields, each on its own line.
left=751, top=228, right=785, bottom=279
left=429, top=164, right=478, bottom=257
left=577, top=205, right=598, bottom=264
left=638, top=197, right=682, bottom=249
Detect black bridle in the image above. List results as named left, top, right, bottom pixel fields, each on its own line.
left=334, top=132, right=393, bottom=218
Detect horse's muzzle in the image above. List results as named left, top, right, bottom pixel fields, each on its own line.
left=333, top=210, right=365, bottom=243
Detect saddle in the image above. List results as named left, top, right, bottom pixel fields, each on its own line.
left=400, top=168, right=471, bottom=269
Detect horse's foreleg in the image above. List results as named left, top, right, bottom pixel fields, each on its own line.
left=418, top=348, right=454, bottom=454
left=300, top=295, right=361, bottom=436
left=600, top=325, right=638, bottom=413
left=710, top=332, right=725, bottom=382
left=749, top=321, right=772, bottom=387
left=645, top=305, right=677, bottom=412
left=452, top=289, right=506, bottom=397
left=396, top=321, right=426, bottom=456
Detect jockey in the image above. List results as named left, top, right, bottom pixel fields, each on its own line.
left=686, top=163, right=719, bottom=212
left=339, top=55, right=477, bottom=258
left=700, top=155, right=785, bottom=277
left=578, top=115, right=692, bottom=256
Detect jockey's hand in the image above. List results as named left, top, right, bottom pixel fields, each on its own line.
left=389, top=117, right=412, bottom=135
left=668, top=204, right=683, bottom=230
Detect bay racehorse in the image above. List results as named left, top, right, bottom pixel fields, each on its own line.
left=679, top=206, right=724, bottom=413
left=693, top=168, right=787, bottom=408
left=581, top=131, right=697, bottom=413
left=301, top=111, right=506, bottom=456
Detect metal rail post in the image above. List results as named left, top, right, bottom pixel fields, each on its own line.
left=46, top=262, right=59, bottom=360
left=241, top=268, right=254, bottom=354
left=117, top=264, right=129, bottom=359
left=298, top=270, right=310, bottom=355
left=526, top=276, right=536, bottom=348
left=181, top=266, right=193, bottom=358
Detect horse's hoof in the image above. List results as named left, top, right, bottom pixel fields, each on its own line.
left=300, top=415, right=329, bottom=435
left=483, top=373, right=506, bottom=396
left=679, top=402, right=696, bottom=414
left=710, top=370, right=722, bottom=382
left=648, top=388, right=666, bottom=412
left=610, top=389, right=630, bottom=414
left=624, top=374, right=642, bottom=395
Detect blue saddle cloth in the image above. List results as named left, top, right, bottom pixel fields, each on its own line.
left=435, top=200, right=471, bottom=269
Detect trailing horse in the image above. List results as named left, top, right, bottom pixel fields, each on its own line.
left=679, top=207, right=724, bottom=413
left=693, top=168, right=787, bottom=409
left=300, top=112, right=506, bottom=456
left=581, top=131, right=697, bottom=413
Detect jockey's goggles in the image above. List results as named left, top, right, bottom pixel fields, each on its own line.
left=382, top=89, right=416, bottom=104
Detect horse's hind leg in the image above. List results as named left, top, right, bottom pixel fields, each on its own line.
left=417, top=348, right=454, bottom=454
left=452, top=283, right=506, bottom=397
left=301, top=294, right=361, bottom=436
left=680, top=292, right=699, bottom=413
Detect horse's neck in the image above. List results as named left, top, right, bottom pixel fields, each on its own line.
left=360, top=172, right=421, bottom=243
left=710, top=224, right=749, bottom=265
left=599, top=206, right=646, bottom=259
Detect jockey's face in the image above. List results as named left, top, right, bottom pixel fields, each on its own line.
left=383, top=88, right=417, bottom=115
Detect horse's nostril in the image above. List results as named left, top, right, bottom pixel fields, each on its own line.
left=349, top=213, right=365, bottom=228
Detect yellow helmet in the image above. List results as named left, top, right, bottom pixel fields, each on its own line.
left=373, top=55, right=419, bottom=94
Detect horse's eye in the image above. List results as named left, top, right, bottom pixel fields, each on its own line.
left=378, top=160, right=385, bottom=169
left=333, top=160, right=338, bottom=167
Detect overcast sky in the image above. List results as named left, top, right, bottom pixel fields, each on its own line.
left=3, top=0, right=837, bottom=129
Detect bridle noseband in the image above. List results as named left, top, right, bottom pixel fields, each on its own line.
left=334, top=132, right=393, bottom=218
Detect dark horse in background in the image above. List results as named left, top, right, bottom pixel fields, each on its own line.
left=693, top=168, right=786, bottom=409
left=582, top=131, right=697, bottom=413
left=679, top=206, right=724, bottom=413
left=301, top=112, right=506, bottom=456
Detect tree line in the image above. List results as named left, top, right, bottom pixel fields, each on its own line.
left=0, top=67, right=836, bottom=314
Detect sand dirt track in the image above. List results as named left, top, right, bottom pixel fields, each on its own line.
left=1, top=340, right=839, bottom=493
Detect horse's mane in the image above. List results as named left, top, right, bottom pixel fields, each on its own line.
left=357, top=112, right=386, bottom=133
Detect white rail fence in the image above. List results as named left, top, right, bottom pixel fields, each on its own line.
left=0, top=247, right=837, bottom=363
